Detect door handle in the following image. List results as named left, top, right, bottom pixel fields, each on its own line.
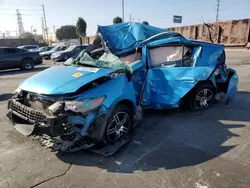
left=181, top=77, right=196, bottom=82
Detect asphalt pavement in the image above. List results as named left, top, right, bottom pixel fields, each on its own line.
left=0, top=50, right=250, bottom=188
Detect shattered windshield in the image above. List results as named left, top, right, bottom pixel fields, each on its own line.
left=71, top=51, right=132, bottom=73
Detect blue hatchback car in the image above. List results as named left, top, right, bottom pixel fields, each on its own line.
left=7, top=23, right=238, bottom=152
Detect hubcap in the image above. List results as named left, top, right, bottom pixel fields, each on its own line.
left=107, top=112, right=130, bottom=143
left=24, top=60, right=32, bottom=69
left=195, top=88, right=213, bottom=109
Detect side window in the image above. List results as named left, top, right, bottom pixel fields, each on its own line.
left=15, top=48, right=26, bottom=53
left=0, top=49, right=4, bottom=55
left=4, top=48, right=16, bottom=54
left=120, top=52, right=142, bottom=65
left=149, top=45, right=194, bottom=67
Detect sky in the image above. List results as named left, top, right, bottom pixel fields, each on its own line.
left=0, top=0, right=250, bottom=36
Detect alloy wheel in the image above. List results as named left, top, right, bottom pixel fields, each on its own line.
left=23, top=59, right=33, bottom=69
left=194, top=88, right=214, bottom=109
left=106, top=112, right=130, bottom=143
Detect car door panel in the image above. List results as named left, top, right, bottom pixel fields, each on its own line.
left=142, top=67, right=214, bottom=109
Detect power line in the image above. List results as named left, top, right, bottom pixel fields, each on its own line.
left=216, top=0, right=220, bottom=22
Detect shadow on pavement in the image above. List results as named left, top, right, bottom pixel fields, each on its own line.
left=0, top=66, right=49, bottom=76
left=55, top=91, right=249, bottom=173
left=0, top=93, right=13, bottom=102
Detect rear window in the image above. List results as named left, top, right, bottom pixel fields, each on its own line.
left=149, top=45, right=193, bottom=67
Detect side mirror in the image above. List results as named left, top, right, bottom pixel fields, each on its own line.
left=130, top=60, right=143, bottom=72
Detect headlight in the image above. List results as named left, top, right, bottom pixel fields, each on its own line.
left=54, top=53, right=61, bottom=58
left=214, top=68, right=220, bottom=76
left=13, top=88, right=23, bottom=96
left=48, top=96, right=106, bottom=115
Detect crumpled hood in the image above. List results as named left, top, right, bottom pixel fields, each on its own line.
left=19, top=66, right=116, bottom=94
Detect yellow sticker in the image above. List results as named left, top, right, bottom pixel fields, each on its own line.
left=72, top=72, right=83, bottom=78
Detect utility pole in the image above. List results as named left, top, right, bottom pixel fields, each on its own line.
left=41, top=17, right=45, bottom=39
left=16, top=9, right=25, bottom=37
left=31, top=25, right=33, bottom=33
left=122, top=0, right=125, bottom=22
left=216, top=0, right=220, bottom=22
left=42, top=5, right=49, bottom=41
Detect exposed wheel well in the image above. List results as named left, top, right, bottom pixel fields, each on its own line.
left=117, top=99, right=134, bottom=116
left=195, top=80, right=216, bottom=91
left=181, top=80, right=216, bottom=106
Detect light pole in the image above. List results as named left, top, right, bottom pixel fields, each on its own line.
left=31, top=25, right=33, bottom=33
left=122, top=0, right=124, bottom=22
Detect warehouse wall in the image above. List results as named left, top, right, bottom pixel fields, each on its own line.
left=167, top=19, right=250, bottom=46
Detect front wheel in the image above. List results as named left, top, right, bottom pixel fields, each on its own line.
left=20, top=58, right=34, bottom=70
left=188, top=84, right=215, bottom=111
left=102, top=104, right=132, bottom=145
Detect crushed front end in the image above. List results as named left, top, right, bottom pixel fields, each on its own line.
left=7, top=90, right=107, bottom=152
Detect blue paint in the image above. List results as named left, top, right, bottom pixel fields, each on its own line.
left=143, top=67, right=214, bottom=108
left=226, top=69, right=239, bottom=100
left=98, top=22, right=174, bottom=55
left=76, top=74, right=137, bottom=115
left=19, top=66, right=116, bottom=94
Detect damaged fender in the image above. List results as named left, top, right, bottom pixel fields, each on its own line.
left=226, top=68, right=238, bottom=101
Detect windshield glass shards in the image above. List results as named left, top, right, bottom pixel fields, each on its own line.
left=71, top=51, right=132, bottom=73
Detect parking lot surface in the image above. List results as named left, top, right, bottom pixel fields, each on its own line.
left=0, top=51, right=250, bottom=188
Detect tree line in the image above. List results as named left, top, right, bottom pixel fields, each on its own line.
left=21, top=17, right=149, bottom=41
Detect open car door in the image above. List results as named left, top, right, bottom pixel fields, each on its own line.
left=142, top=44, right=215, bottom=109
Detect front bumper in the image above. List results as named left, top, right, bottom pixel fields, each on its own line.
left=7, top=99, right=66, bottom=136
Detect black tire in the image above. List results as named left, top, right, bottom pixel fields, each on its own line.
left=20, top=58, right=34, bottom=70
left=187, top=83, right=215, bottom=111
left=102, top=104, right=132, bottom=145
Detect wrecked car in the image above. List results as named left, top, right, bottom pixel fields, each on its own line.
left=7, top=22, right=238, bottom=153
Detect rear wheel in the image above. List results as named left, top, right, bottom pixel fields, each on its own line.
left=20, top=58, right=34, bottom=70
left=188, top=83, right=215, bottom=111
left=102, top=104, right=132, bottom=145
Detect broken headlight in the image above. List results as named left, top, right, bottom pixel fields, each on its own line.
left=13, top=88, right=23, bottom=97
left=48, top=96, right=106, bottom=115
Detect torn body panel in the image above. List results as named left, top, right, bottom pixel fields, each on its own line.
left=142, top=67, right=214, bottom=108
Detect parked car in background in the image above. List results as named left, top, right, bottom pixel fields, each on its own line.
left=30, top=46, right=53, bottom=53
left=17, top=45, right=39, bottom=52
left=40, top=45, right=67, bottom=60
left=51, top=44, right=91, bottom=62
left=0, top=47, right=42, bottom=71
